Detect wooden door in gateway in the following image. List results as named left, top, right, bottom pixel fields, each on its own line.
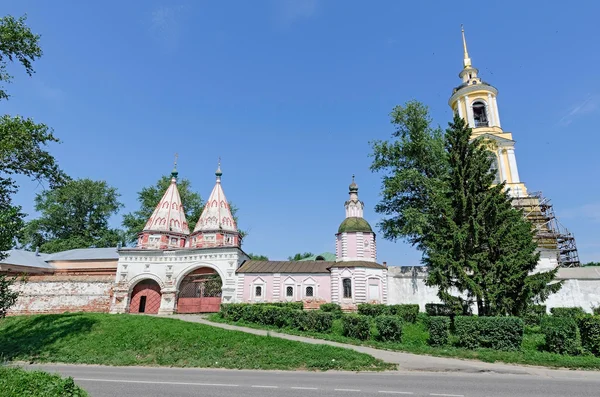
left=129, top=280, right=162, bottom=314
left=176, top=268, right=222, bottom=313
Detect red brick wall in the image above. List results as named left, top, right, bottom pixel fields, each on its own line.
left=7, top=275, right=114, bottom=316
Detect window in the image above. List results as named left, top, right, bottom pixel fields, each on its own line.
left=286, top=286, right=294, bottom=297
left=170, top=237, right=178, bottom=245
left=343, top=278, right=352, bottom=299
left=305, top=286, right=314, bottom=297
left=489, top=155, right=501, bottom=184
left=255, top=285, right=262, bottom=297
left=472, top=101, right=489, bottom=127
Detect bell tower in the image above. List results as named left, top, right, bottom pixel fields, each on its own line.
left=448, top=25, right=527, bottom=198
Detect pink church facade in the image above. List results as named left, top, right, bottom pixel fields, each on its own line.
left=110, top=164, right=387, bottom=314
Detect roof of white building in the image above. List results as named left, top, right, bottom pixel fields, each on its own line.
left=0, top=250, right=52, bottom=269
left=193, top=162, right=237, bottom=234
left=143, top=169, right=190, bottom=235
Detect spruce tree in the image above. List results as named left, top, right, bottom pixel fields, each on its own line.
left=423, top=115, right=560, bottom=316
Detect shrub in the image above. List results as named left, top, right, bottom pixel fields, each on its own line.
left=593, top=306, right=600, bottom=316
left=319, top=303, right=341, bottom=313
left=577, top=315, right=600, bottom=356
left=220, top=303, right=245, bottom=321
left=388, top=304, right=419, bottom=323
left=357, top=303, right=388, bottom=317
left=425, top=302, right=469, bottom=319
left=272, top=307, right=296, bottom=328
left=319, top=303, right=343, bottom=318
left=292, top=310, right=333, bottom=333
left=550, top=307, right=586, bottom=319
left=427, top=316, right=450, bottom=346
left=455, top=316, right=524, bottom=351
left=541, top=316, right=580, bottom=355
left=0, top=367, right=88, bottom=397
left=342, top=314, right=371, bottom=340
left=523, top=305, right=547, bottom=327
left=375, top=315, right=403, bottom=342
left=241, top=304, right=263, bottom=323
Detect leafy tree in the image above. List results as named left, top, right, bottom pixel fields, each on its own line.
left=371, top=102, right=560, bottom=316
left=0, top=15, right=66, bottom=261
left=369, top=100, right=446, bottom=246
left=248, top=253, right=269, bottom=260
left=288, top=252, right=314, bottom=261
left=19, top=179, right=123, bottom=253
left=122, top=174, right=246, bottom=246
left=583, top=262, right=600, bottom=267
left=0, top=274, right=21, bottom=318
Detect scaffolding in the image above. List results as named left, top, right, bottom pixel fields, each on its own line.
left=511, top=191, right=580, bottom=268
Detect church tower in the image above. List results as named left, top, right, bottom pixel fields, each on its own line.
left=448, top=26, right=580, bottom=268
left=449, top=26, right=528, bottom=198
left=189, top=160, right=241, bottom=248
left=335, top=176, right=377, bottom=262
left=137, top=161, right=190, bottom=249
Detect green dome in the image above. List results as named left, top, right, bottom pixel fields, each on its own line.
left=338, top=217, right=373, bottom=234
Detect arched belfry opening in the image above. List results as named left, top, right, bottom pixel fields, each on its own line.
left=129, top=279, right=162, bottom=314
left=472, top=101, right=489, bottom=127
left=176, top=267, right=223, bottom=313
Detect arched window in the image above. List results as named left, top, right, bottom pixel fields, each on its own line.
left=305, top=286, right=314, bottom=297
left=342, top=278, right=352, bottom=299
left=255, top=285, right=262, bottom=297
left=286, top=286, right=294, bottom=297
left=472, top=101, right=489, bottom=127
left=489, top=155, right=501, bottom=184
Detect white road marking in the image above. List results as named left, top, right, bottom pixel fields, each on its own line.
left=379, top=392, right=414, bottom=395
left=291, top=387, right=319, bottom=390
left=335, top=389, right=361, bottom=392
left=74, top=378, right=239, bottom=387
left=251, top=385, right=278, bottom=388
left=430, top=394, right=464, bottom=397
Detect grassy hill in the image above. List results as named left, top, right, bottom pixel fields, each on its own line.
left=0, top=313, right=393, bottom=371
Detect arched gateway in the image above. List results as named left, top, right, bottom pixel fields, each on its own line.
left=176, top=267, right=222, bottom=313
left=129, top=279, right=162, bottom=314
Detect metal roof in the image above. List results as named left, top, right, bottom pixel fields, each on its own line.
left=1, top=250, right=53, bottom=269
left=236, top=260, right=386, bottom=273
left=45, top=247, right=119, bottom=261
left=299, top=252, right=336, bottom=261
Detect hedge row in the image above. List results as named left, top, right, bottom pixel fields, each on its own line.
left=427, top=316, right=450, bottom=346
left=375, top=315, right=403, bottom=342
left=523, top=305, right=547, bottom=327
left=341, top=314, right=371, bottom=340
left=319, top=303, right=343, bottom=318
left=455, top=316, right=524, bottom=351
left=541, top=316, right=580, bottom=355
left=357, top=304, right=419, bottom=323
left=550, top=307, right=586, bottom=319
left=578, top=315, right=600, bottom=356
left=220, top=303, right=333, bottom=332
left=425, top=302, right=470, bottom=318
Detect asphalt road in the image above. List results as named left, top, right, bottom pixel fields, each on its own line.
left=26, top=364, right=600, bottom=397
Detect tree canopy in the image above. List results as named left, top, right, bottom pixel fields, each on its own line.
left=248, top=253, right=269, bottom=260
left=371, top=101, right=560, bottom=316
left=19, top=179, right=123, bottom=253
left=288, top=252, right=314, bottom=261
left=0, top=14, right=66, bottom=261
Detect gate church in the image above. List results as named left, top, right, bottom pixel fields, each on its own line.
left=111, top=163, right=387, bottom=314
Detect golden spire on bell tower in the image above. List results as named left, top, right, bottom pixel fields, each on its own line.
left=461, top=24, right=472, bottom=69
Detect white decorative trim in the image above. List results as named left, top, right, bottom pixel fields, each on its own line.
left=506, top=148, right=520, bottom=183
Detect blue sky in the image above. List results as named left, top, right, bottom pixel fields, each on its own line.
left=4, top=0, right=600, bottom=265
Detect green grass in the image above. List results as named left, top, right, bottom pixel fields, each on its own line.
left=209, top=314, right=600, bottom=370
left=0, top=366, right=88, bottom=397
left=0, top=313, right=394, bottom=371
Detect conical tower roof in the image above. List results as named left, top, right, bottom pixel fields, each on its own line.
left=193, top=161, right=237, bottom=234
left=143, top=169, right=190, bottom=235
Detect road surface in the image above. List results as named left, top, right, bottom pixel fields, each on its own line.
left=27, top=364, right=600, bottom=397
